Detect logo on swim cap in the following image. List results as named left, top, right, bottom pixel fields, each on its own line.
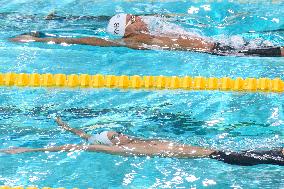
left=114, top=23, right=120, bottom=34
left=107, top=13, right=127, bottom=36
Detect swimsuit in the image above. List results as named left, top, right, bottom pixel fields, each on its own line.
left=212, top=42, right=282, bottom=57
left=210, top=148, right=284, bottom=166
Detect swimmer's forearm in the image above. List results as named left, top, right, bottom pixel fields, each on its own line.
left=55, top=117, right=91, bottom=140
left=25, top=144, right=128, bottom=156
left=36, top=37, right=151, bottom=50
left=28, top=144, right=83, bottom=152
left=35, top=37, right=123, bottom=47
left=62, top=126, right=91, bottom=140
left=26, top=144, right=112, bottom=153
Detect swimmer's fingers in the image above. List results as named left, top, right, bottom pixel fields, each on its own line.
left=0, top=147, right=32, bottom=154
left=55, top=116, right=62, bottom=123
left=55, top=116, right=65, bottom=126
left=44, top=10, right=57, bottom=20
left=55, top=117, right=72, bottom=131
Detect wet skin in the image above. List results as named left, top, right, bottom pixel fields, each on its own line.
left=9, top=14, right=216, bottom=53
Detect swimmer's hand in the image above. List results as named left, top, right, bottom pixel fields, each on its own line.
left=0, top=147, right=32, bottom=154
left=9, top=34, right=38, bottom=43
left=45, top=11, right=58, bottom=20
left=55, top=116, right=72, bottom=131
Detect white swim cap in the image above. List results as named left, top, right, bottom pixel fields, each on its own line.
left=88, top=131, right=113, bottom=146
left=107, top=13, right=127, bottom=36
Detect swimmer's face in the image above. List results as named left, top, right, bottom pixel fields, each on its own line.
left=124, top=14, right=149, bottom=37
left=107, top=131, right=132, bottom=145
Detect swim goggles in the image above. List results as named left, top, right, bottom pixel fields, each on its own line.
left=110, top=132, right=123, bottom=140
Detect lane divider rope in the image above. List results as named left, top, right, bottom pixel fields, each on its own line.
left=0, top=72, right=283, bottom=92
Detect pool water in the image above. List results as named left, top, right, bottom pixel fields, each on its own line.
left=0, top=0, right=284, bottom=188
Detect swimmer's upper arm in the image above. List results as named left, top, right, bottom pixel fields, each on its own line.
left=86, top=144, right=149, bottom=157
left=77, top=37, right=123, bottom=47
left=123, top=34, right=214, bottom=52
left=77, top=37, right=147, bottom=49
left=120, top=34, right=156, bottom=50
left=34, top=36, right=124, bottom=47
left=86, top=144, right=130, bottom=156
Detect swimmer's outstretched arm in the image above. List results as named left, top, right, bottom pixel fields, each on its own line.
left=0, top=144, right=214, bottom=158
left=9, top=33, right=284, bottom=56
left=9, top=34, right=147, bottom=50
left=9, top=32, right=216, bottom=52
left=1, top=145, right=283, bottom=165
left=55, top=116, right=91, bottom=141
left=10, top=35, right=121, bottom=46
left=0, top=144, right=123, bottom=155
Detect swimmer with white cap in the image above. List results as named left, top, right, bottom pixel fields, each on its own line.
left=52, top=116, right=132, bottom=146
left=2, top=116, right=284, bottom=166
left=10, top=13, right=284, bottom=57
left=107, top=13, right=128, bottom=36
left=106, top=13, right=202, bottom=38
left=87, top=131, right=132, bottom=146
left=107, top=13, right=149, bottom=37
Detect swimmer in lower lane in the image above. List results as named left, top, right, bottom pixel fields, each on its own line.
left=1, top=117, right=284, bottom=166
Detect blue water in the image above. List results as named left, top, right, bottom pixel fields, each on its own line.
left=0, top=0, right=284, bottom=188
